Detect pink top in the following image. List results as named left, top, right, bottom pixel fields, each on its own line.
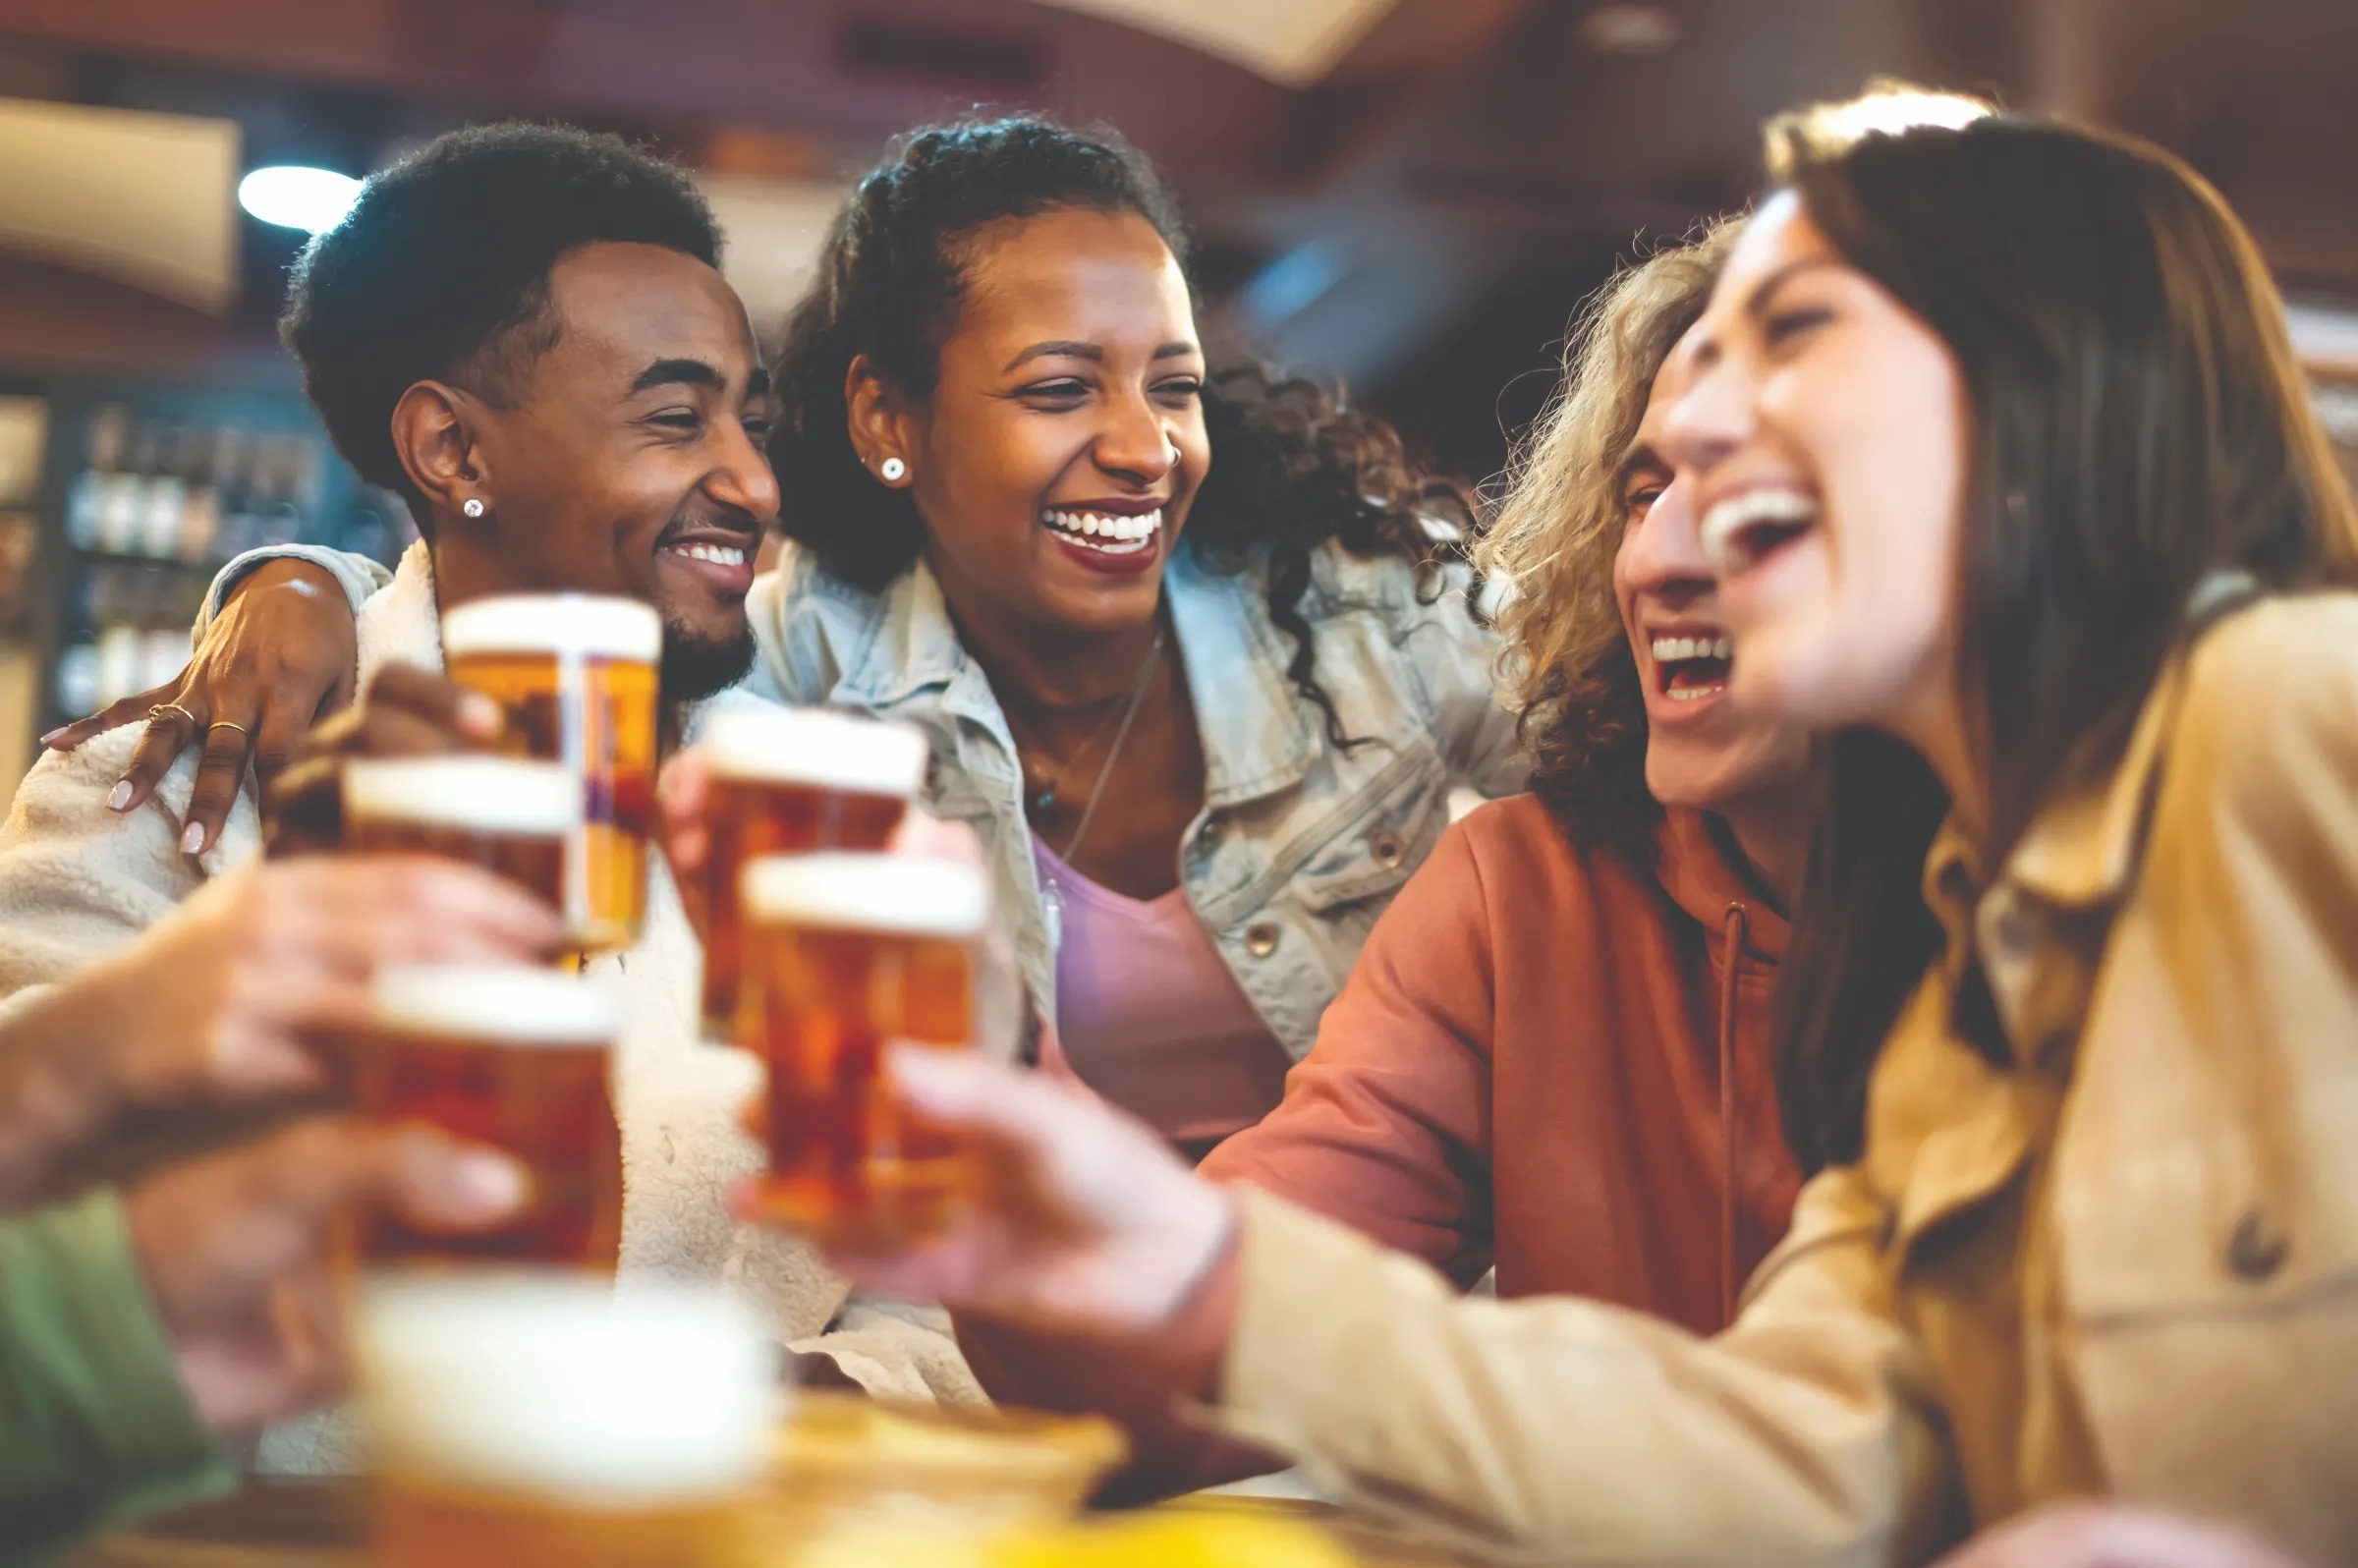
left=1033, top=838, right=1292, bottom=1156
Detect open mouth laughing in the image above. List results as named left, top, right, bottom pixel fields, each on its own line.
left=1699, top=487, right=1820, bottom=580
left=1651, top=632, right=1734, bottom=704
left=657, top=525, right=758, bottom=595
left=1039, top=500, right=1166, bottom=577
left=1042, top=505, right=1162, bottom=556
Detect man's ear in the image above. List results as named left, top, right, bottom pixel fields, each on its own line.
left=845, top=355, right=916, bottom=488
left=389, top=380, right=493, bottom=524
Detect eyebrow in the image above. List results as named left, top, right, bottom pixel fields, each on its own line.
left=1001, top=339, right=1201, bottom=372
left=1741, top=256, right=1848, bottom=319
left=629, top=358, right=726, bottom=395
left=1617, top=438, right=1669, bottom=488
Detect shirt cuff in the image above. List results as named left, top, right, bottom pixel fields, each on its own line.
left=197, top=544, right=384, bottom=631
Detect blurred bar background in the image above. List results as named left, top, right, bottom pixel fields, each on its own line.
left=0, top=0, right=2352, bottom=808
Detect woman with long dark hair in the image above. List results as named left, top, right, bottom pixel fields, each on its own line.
left=786, top=97, right=2358, bottom=1564
left=735, top=117, right=1515, bottom=1148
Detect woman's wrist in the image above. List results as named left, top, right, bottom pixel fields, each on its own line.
left=1149, top=1190, right=1243, bottom=1402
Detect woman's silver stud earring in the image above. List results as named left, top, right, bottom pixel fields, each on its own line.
left=879, top=457, right=907, bottom=483
left=462, top=497, right=486, bottom=519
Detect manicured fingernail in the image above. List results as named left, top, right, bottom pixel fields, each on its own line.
left=180, top=822, right=206, bottom=856
left=457, top=692, right=503, bottom=738
left=39, top=728, right=67, bottom=748
left=108, top=781, right=135, bottom=812
left=451, top=1151, right=529, bottom=1214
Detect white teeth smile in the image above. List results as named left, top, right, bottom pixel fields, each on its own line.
left=667, top=542, right=748, bottom=567
left=1699, top=488, right=1820, bottom=576
left=1042, top=508, right=1162, bottom=555
left=1650, top=635, right=1734, bottom=663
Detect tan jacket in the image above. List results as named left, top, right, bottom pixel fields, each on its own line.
left=1205, top=592, right=2358, bottom=1565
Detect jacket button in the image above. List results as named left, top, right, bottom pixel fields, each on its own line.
left=1242, top=922, right=1279, bottom=958
left=2226, top=1209, right=2289, bottom=1282
left=1370, top=832, right=1405, bottom=870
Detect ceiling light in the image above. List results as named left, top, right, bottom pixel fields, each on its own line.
left=237, top=166, right=362, bottom=234
left=1579, top=3, right=1679, bottom=55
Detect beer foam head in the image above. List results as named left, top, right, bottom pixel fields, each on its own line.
left=360, top=1276, right=774, bottom=1501
left=372, top=965, right=619, bottom=1045
left=442, top=593, right=662, bottom=663
left=701, top=706, right=928, bottom=797
left=342, top=756, right=580, bottom=834
left=742, top=852, right=987, bottom=939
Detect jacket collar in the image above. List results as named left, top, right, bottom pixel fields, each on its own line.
left=356, top=539, right=444, bottom=685
left=1921, top=572, right=2259, bottom=980
left=825, top=544, right=1322, bottom=807
left=1656, top=806, right=1791, bottom=965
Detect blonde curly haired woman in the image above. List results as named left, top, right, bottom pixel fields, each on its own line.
left=963, top=218, right=1823, bottom=1496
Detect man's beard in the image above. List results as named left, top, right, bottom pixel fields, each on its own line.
left=658, top=619, right=757, bottom=704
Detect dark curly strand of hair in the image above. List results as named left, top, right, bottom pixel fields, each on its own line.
left=769, top=115, right=1472, bottom=746
left=281, top=122, right=722, bottom=529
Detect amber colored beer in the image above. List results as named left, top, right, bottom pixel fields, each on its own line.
left=738, top=853, right=985, bottom=1248
left=362, top=1277, right=770, bottom=1568
left=350, top=966, right=622, bottom=1270
left=342, top=756, right=576, bottom=913
left=442, top=594, right=662, bottom=953
left=697, top=707, right=927, bottom=1035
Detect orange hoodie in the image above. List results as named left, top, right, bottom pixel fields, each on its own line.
left=1203, top=793, right=1800, bottom=1331
left=959, top=795, right=1803, bottom=1496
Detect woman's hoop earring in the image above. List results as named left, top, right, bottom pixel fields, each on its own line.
left=462, top=497, right=486, bottom=519
left=879, top=457, right=908, bottom=483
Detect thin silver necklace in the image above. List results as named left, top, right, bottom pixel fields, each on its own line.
left=1033, top=624, right=1166, bottom=946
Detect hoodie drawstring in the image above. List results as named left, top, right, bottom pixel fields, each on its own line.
left=1718, top=901, right=1749, bottom=1326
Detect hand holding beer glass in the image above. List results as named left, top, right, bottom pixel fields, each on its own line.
left=442, top=593, right=662, bottom=952
left=344, top=965, right=623, bottom=1271
left=737, top=852, right=986, bottom=1249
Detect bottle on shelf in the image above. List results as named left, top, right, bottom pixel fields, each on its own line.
left=177, top=426, right=221, bottom=565
left=96, top=420, right=150, bottom=556
left=66, top=405, right=129, bottom=551
left=139, top=425, right=189, bottom=559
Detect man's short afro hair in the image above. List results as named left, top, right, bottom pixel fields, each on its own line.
left=280, top=122, right=723, bottom=499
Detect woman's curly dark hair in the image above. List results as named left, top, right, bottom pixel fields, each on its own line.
left=768, top=115, right=1472, bottom=745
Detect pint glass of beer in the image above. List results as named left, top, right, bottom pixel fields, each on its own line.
left=362, top=1276, right=771, bottom=1568
left=697, top=707, right=927, bottom=1036
left=342, top=756, right=576, bottom=914
left=442, top=593, right=662, bottom=953
left=738, top=853, right=986, bottom=1248
left=349, top=965, right=622, bottom=1271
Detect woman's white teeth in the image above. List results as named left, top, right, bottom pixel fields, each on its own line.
left=669, top=542, right=747, bottom=566
left=1042, top=508, right=1161, bottom=547
left=1650, top=635, right=1734, bottom=663
left=1699, top=488, right=1819, bottom=575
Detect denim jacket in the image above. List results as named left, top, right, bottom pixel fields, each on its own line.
left=209, top=536, right=1523, bottom=1058
left=746, top=539, right=1523, bottom=1058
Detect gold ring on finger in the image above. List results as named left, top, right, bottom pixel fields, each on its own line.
left=147, top=702, right=199, bottom=729
left=207, top=720, right=251, bottom=739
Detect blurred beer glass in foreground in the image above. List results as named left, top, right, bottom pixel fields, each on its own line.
left=738, top=852, right=985, bottom=1247
left=362, top=1277, right=770, bottom=1568
left=342, top=756, right=575, bottom=915
left=351, top=965, right=622, bottom=1270
left=697, top=707, right=927, bottom=1035
left=442, top=592, right=661, bottom=952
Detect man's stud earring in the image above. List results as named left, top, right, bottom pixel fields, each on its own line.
left=463, top=497, right=486, bottom=519
left=879, top=457, right=907, bottom=483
